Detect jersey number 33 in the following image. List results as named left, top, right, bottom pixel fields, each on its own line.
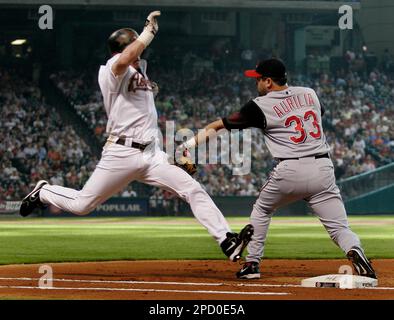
left=284, top=110, right=322, bottom=144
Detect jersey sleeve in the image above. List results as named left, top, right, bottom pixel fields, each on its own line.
left=222, top=100, right=267, bottom=130
left=99, top=54, right=129, bottom=93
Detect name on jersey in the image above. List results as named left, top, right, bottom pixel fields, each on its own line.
left=127, top=72, right=153, bottom=92
left=273, top=93, right=315, bottom=118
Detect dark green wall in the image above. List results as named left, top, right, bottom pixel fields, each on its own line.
left=345, top=185, right=394, bottom=215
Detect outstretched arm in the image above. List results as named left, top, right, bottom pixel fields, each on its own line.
left=180, top=100, right=266, bottom=150
left=181, top=119, right=225, bottom=150
left=112, top=11, right=161, bottom=76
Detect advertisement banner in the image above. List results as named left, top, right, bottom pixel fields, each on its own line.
left=0, top=201, right=21, bottom=215
left=41, top=197, right=149, bottom=217
left=94, top=198, right=148, bottom=216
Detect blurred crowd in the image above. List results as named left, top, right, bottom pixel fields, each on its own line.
left=2, top=50, right=393, bottom=201
left=49, top=70, right=108, bottom=143
left=48, top=52, right=393, bottom=198
left=294, top=68, right=393, bottom=178
left=0, top=68, right=98, bottom=200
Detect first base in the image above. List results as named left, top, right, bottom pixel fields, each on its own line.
left=301, top=274, right=378, bottom=289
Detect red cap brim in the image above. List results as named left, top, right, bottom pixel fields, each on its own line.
left=244, top=70, right=262, bottom=78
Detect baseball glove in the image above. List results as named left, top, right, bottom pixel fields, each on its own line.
left=175, top=155, right=197, bottom=176
left=174, top=148, right=197, bottom=176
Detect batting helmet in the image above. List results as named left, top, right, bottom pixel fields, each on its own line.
left=107, top=28, right=139, bottom=55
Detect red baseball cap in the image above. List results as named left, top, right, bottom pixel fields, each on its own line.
left=244, top=58, right=287, bottom=79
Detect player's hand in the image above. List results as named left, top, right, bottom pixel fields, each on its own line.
left=175, top=144, right=188, bottom=162
left=144, top=11, right=161, bottom=35
left=151, top=81, right=159, bottom=98
left=174, top=146, right=197, bottom=176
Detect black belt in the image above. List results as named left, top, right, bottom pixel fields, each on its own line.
left=116, top=138, right=150, bottom=151
left=277, top=153, right=329, bottom=162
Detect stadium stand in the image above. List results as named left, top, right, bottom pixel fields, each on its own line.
left=2, top=48, right=393, bottom=200
left=0, top=67, right=98, bottom=200
left=47, top=50, right=393, bottom=198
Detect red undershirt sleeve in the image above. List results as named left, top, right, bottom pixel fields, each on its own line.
left=222, top=100, right=267, bottom=130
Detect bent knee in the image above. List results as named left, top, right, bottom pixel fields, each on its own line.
left=252, top=199, right=274, bottom=217
left=72, top=208, right=93, bottom=216
left=70, top=199, right=99, bottom=216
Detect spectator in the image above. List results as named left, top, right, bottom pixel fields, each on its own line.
left=44, top=55, right=394, bottom=197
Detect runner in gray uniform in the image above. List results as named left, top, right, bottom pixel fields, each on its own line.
left=178, top=58, right=377, bottom=280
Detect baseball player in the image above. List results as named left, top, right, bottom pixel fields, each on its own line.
left=19, top=11, right=254, bottom=262
left=178, top=58, right=377, bottom=279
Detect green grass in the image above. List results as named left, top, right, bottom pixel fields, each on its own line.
left=0, top=216, right=393, bottom=265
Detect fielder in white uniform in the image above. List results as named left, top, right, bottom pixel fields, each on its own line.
left=178, top=58, right=377, bottom=279
left=20, top=11, right=253, bottom=262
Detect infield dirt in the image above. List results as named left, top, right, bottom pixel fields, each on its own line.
left=0, top=259, right=393, bottom=300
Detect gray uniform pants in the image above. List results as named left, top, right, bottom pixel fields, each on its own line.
left=246, top=156, right=362, bottom=263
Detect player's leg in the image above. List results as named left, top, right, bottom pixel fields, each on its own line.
left=139, top=158, right=253, bottom=261
left=40, top=170, right=132, bottom=215
left=307, top=157, right=362, bottom=253
left=245, top=177, right=296, bottom=263
left=21, top=144, right=142, bottom=216
left=309, top=195, right=376, bottom=278
left=309, top=193, right=361, bottom=253
left=307, top=158, right=376, bottom=278
left=238, top=161, right=300, bottom=279
left=141, top=161, right=230, bottom=242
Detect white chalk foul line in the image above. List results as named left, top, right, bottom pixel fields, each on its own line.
left=0, top=277, right=300, bottom=288
left=0, top=285, right=289, bottom=296
left=0, top=277, right=393, bottom=291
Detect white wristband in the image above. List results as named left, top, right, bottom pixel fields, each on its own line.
left=183, top=137, right=197, bottom=149
left=137, top=28, right=155, bottom=48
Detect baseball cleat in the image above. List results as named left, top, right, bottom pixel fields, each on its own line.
left=19, top=180, right=48, bottom=217
left=346, top=247, right=377, bottom=279
left=236, top=261, right=260, bottom=279
left=220, top=224, right=254, bottom=262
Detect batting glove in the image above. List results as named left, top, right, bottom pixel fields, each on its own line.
left=145, top=11, right=161, bottom=34
left=138, top=10, right=161, bottom=48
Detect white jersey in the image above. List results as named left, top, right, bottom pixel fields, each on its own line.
left=98, top=54, right=159, bottom=144
left=253, top=86, right=330, bottom=159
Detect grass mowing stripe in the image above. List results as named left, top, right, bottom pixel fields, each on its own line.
left=0, top=216, right=393, bottom=264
